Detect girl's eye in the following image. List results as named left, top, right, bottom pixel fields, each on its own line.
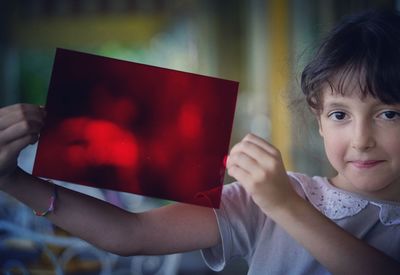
left=328, top=111, right=347, bottom=121
left=379, top=111, right=400, bottom=120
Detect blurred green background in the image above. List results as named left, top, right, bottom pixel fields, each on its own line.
left=0, top=0, right=396, bottom=274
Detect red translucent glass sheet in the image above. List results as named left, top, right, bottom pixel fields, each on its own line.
left=32, top=48, right=238, bottom=208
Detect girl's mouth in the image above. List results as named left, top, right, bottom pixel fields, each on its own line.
left=349, top=160, right=385, bottom=169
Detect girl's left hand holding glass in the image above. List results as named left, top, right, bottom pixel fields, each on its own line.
left=0, top=104, right=46, bottom=188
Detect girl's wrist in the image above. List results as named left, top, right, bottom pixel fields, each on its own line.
left=0, top=167, right=22, bottom=193
left=263, top=191, right=307, bottom=222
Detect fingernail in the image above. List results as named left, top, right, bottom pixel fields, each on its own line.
left=39, top=105, right=47, bottom=115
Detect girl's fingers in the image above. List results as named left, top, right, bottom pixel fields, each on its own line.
left=0, top=104, right=45, bottom=144
left=0, top=135, right=37, bottom=175
left=243, top=133, right=280, bottom=157
left=0, top=104, right=45, bottom=127
left=6, top=134, right=38, bottom=155
left=0, top=119, right=44, bottom=145
left=27, top=132, right=40, bottom=145
left=227, top=133, right=286, bottom=183
left=227, top=164, right=251, bottom=184
left=226, top=151, right=257, bottom=173
left=0, top=103, right=43, bottom=114
left=227, top=146, right=266, bottom=182
left=229, top=136, right=279, bottom=169
left=0, top=104, right=45, bottom=179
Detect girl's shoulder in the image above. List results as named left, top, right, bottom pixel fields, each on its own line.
left=287, top=172, right=400, bottom=226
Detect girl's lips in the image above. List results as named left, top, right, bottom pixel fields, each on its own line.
left=349, top=160, right=385, bottom=169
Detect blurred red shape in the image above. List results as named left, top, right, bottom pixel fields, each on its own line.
left=33, top=48, right=238, bottom=208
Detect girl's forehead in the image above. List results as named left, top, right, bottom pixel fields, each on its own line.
left=320, top=69, right=374, bottom=103
left=322, top=85, right=366, bottom=98
left=326, top=68, right=367, bottom=94
left=322, top=89, right=367, bottom=103
left=320, top=87, right=386, bottom=108
left=321, top=84, right=367, bottom=102
left=320, top=89, right=400, bottom=113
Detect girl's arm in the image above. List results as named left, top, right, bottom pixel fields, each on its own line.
left=0, top=104, right=220, bottom=256
left=3, top=169, right=220, bottom=256
left=227, top=133, right=400, bottom=274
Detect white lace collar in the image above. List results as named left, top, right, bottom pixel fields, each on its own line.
left=289, top=173, right=400, bottom=226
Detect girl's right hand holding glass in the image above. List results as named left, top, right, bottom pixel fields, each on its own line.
left=0, top=104, right=45, bottom=188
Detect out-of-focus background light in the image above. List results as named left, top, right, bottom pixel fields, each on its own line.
left=0, top=0, right=397, bottom=274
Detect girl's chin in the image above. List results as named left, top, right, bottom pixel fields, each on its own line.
left=330, top=173, right=384, bottom=193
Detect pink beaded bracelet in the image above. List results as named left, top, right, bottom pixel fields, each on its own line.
left=33, top=184, right=58, bottom=217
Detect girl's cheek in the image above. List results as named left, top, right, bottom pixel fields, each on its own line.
left=323, top=137, right=346, bottom=166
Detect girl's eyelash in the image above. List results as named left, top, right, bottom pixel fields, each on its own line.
left=327, top=111, right=348, bottom=121
left=379, top=110, right=400, bottom=120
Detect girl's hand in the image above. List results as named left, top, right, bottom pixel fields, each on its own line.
left=0, top=104, right=45, bottom=187
left=226, top=133, right=298, bottom=214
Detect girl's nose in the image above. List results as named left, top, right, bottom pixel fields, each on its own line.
left=351, top=121, right=376, bottom=151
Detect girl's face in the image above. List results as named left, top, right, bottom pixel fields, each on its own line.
left=318, top=87, right=400, bottom=201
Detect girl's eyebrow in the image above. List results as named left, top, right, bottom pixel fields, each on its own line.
left=323, top=101, right=348, bottom=109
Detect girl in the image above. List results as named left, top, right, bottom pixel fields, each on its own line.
left=1, top=9, right=400, bottom=274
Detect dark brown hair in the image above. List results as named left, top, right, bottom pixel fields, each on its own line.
left=301, top=9, right=400, bottom=112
